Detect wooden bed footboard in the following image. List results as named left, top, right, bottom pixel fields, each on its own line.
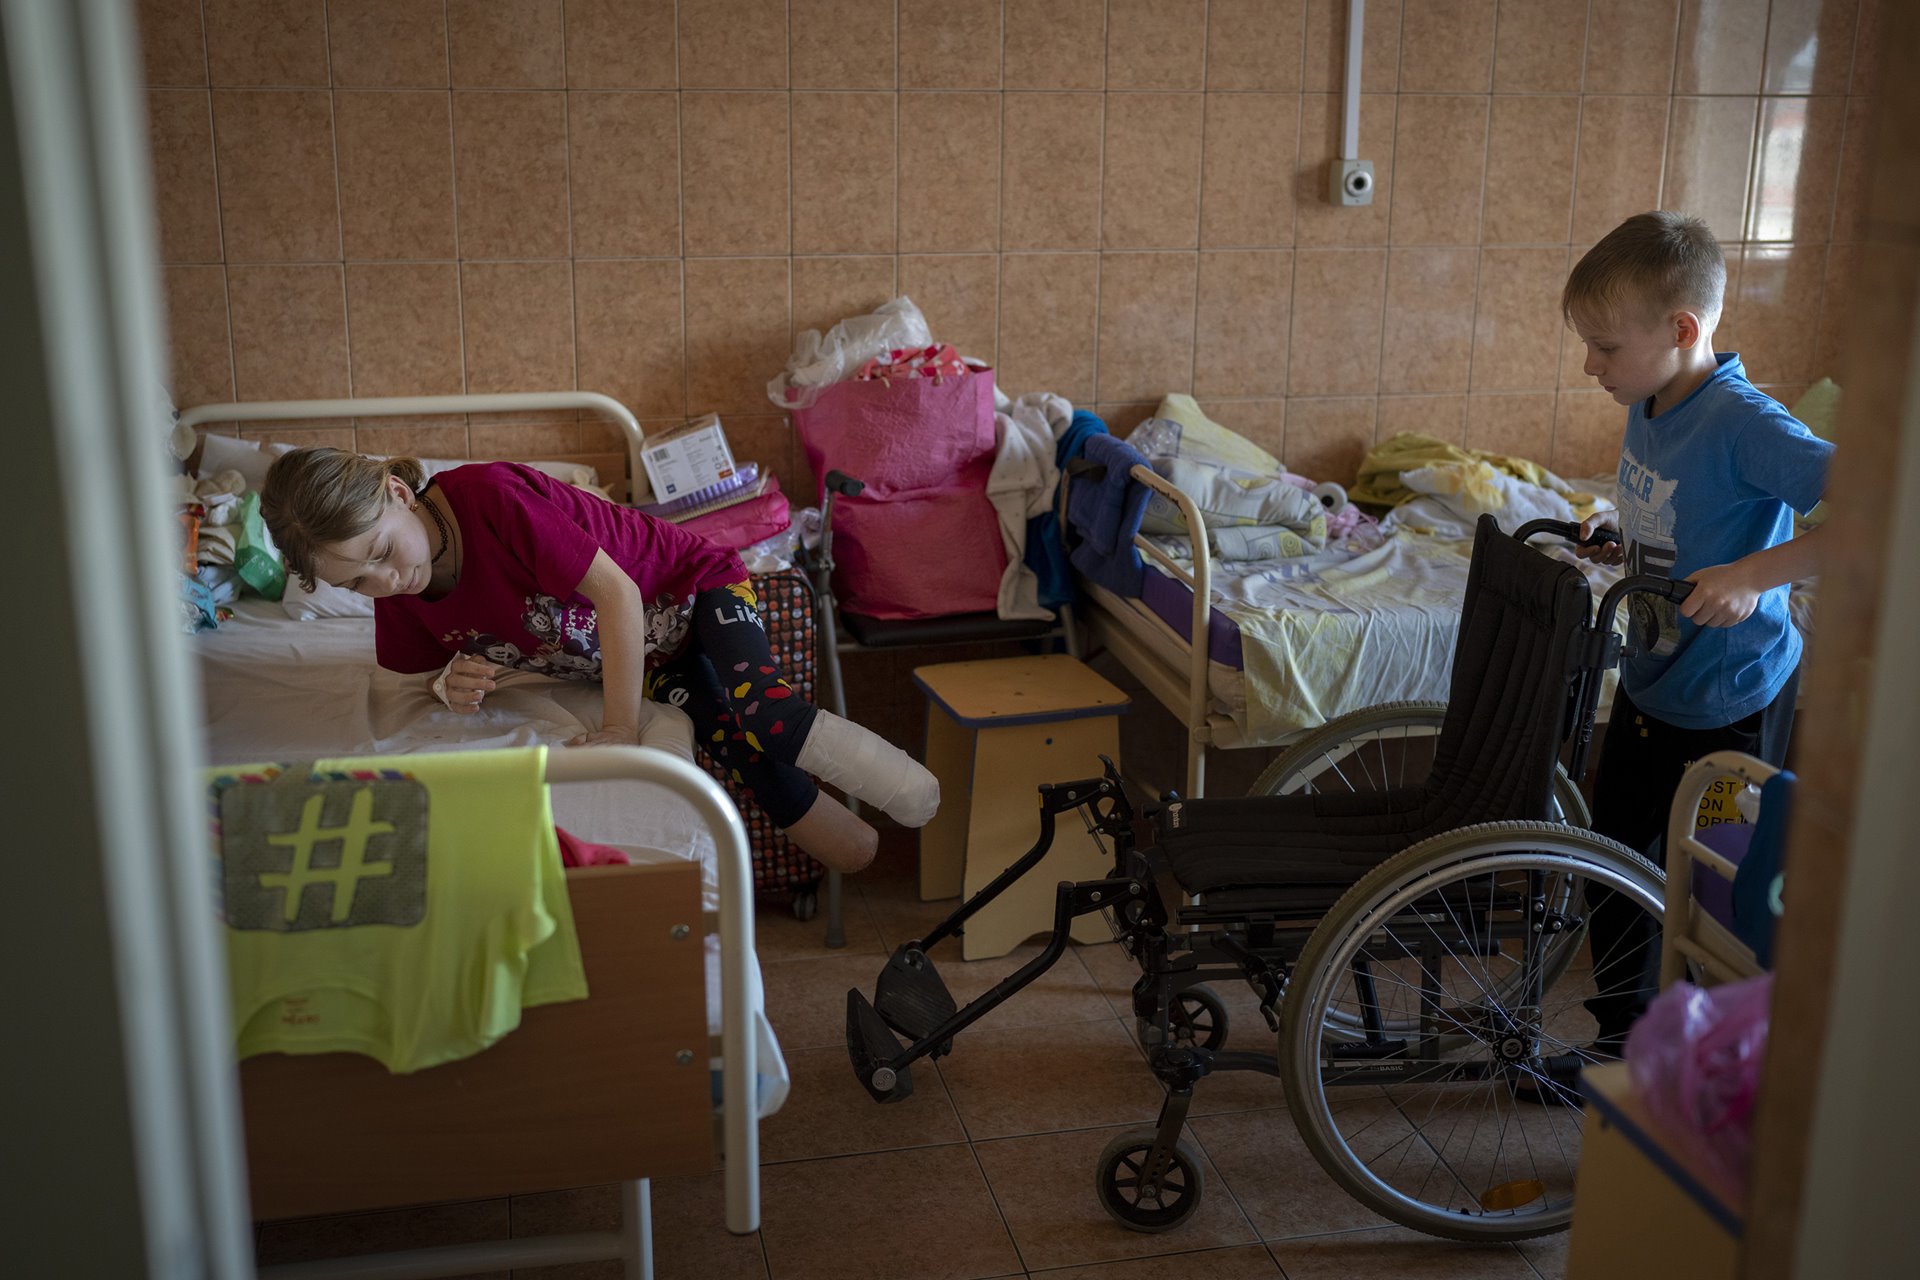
left=240, top=859, right=713, bottom=1221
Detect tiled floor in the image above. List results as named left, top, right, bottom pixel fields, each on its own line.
left=255, top=829, right=1572, bottom=1280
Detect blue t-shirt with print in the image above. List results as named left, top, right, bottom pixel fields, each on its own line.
left=1613, top=353, right=1831, bottom=729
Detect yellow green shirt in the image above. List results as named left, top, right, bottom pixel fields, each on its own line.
left=209, top=746, right=587, bottom=1073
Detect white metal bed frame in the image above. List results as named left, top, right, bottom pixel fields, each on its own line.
left=178, top=390, right=652, bottom=506
left=1065, top=462, right=1238, bottom=800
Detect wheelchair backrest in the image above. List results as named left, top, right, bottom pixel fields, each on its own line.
left=1427, top=515, right=1595, bottom=825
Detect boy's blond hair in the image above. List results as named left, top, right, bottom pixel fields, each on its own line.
left=1562, top=210, right=1725, bottom=331
left=260, top=447, right=426, bottom=592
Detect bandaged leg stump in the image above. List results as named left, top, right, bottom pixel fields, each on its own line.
left=913, top=655, right=1129, bottom=960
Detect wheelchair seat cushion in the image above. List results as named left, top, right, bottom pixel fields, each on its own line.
left=1157, top=788, right=1435, bottom=892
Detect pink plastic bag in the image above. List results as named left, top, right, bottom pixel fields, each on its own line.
left=789, top=365, right=1004, bottom=619
left=1624, top=972, right=1773, bottom=1203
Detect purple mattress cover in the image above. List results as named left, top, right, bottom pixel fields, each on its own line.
left=1138, top=568, right=1246, bottom=670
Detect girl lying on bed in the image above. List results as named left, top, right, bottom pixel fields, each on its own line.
left=259, top=448, right=938, bottom=873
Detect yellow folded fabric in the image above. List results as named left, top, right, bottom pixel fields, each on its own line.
left=211, top=746, right=587, bottom=1074
left=1351, top=432, right=1569, bottom=508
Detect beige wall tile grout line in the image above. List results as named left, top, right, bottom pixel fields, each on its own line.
left=437, top=1, right=474, bottom=448
left=196, top=0, right=239, bottom=410
left=677, top=0, right=690, bottom=428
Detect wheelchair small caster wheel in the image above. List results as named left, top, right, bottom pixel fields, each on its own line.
left=1169, top=986, right=1228, bottom=1051
left=791, top=889, right=818, bottom=922
left=1094, top=1130, right=1205, bottom=1233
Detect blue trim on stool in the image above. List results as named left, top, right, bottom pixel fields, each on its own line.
left=1580, top=1070, right=1745, bottom=1239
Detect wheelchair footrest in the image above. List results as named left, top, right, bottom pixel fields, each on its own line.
left=846, top=988, right=914, bottom=1103
left=874, top=944, right=958, bottom=1044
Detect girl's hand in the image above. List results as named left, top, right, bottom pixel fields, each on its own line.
left=566, top=724, right=641, bottom=748
left=442, top=654, right=498, bottom=713
left=1574, top=512, right=1625, bottom=565
left=1680, top=562, right=1763, bottom=628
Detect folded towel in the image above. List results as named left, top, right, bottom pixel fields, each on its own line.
left=1067, top=433, right=1153, bottom=598
left=212, top=745, right=587, bottom=1073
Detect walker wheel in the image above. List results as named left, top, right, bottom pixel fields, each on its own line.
left=792, top=888, right=818, bottom=922
left=1094, top=1130, right=1205, bottom=1233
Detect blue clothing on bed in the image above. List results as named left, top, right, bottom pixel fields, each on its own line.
left=1613, top=353, right=1831, bottom=729
left=1024, top=409, right=1110, bottom=608
left=1068, top=433, right=1153, bottom=598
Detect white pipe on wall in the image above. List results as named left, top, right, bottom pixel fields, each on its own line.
left=1341, top=0, right=1365, bottom=161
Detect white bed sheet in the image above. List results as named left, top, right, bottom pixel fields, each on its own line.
left=195, top=599, right=788, bottom=1114
left=1112, top=524, right=1640, bottom=749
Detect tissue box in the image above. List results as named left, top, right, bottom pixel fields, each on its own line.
left=641, top=414, right=738, bottom=499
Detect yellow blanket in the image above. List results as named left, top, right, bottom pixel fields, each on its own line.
left=1351, top=432, right=1578, bottom=508
left=211, top=746, right=586, bottom=1073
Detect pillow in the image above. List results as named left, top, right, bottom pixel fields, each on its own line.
left=281, top=575, right=375, bottom=621
left=1142, top=394, right=1284, bottom=476
left=196, top=433, right=294, bottom=491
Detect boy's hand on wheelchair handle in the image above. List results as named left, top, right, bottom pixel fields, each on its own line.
left=1573, top=513, right=1625, bottom=565
left=1679, top=562, right=1761, bottom=628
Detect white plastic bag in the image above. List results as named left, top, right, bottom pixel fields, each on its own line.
left=767, top=296, right=933, bottom=410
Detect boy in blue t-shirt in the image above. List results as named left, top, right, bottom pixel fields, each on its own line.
left=1562, top=211, right=1832, bottom=1063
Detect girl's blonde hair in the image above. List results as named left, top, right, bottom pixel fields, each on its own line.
left=260, top=447, right=426, bottom=591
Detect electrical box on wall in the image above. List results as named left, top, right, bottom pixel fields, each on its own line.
left=1331, top=159, right=1374, bottom=207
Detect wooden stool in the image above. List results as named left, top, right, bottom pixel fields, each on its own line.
left=1567, top=1062, right=1740, bottom=1279
left=913, top=654, right=1129, bottom=960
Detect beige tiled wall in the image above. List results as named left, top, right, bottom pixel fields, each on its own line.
left=144, top=0, right=1878, bottom=497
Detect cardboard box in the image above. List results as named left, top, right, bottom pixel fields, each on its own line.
left=641, top=414, right=737, bottom=500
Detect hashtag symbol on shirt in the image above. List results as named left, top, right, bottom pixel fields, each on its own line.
left=259, top=788, right=398, bottom=925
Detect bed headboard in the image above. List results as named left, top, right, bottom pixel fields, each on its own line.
left=177, top=391, right=651, bottom=504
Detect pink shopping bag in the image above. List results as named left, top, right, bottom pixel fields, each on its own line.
left=791, top=365, right=1005, bottom=619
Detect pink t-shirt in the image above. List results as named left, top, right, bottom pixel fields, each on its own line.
left=374, top=462, right=746, bottom=678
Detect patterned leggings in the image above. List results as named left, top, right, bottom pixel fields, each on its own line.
left=644, top=580, right=821, bottom=827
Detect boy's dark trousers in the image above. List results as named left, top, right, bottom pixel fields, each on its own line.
left=1582, top=665, right=1800, bottom=1048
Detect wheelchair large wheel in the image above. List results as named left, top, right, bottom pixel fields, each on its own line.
left=1094, top=1130, right=1206, bottom=1233
left=1276, top=821, right=1662, bottom=1242
left=1252, top=704, right=1593, bottom=1043
left=1248, top=701, right=1593, bottom=827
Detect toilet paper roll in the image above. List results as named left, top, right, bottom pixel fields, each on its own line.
left=1312, top=481, right=1348, bottom=514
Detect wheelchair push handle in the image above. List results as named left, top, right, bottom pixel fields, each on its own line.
left=1513, top=517, right=1618, bottom=550
left=824, top=470, right=865, bottom=498
left=1596, top=573, right=1695, bottom=645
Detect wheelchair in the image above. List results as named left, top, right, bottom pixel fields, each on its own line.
left=846, top=515, right=1689, bottom=1242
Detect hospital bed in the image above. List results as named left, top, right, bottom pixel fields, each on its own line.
left=1068, top=459, right=1487, bottom=801
left=184, top=392, right=788, bottom=1277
